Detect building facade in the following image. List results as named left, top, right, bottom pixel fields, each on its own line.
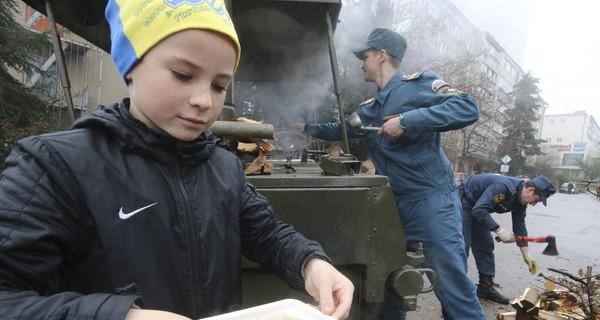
left=388, top=0, right=543, bottom=176
left=539, top=112, right=600, bottom=179
left=14, top=2, right=127, bottom=129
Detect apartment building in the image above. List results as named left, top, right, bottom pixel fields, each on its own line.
left=387, top=0, right=544, bottom=175
left=15, top=1, right=126, bottom=128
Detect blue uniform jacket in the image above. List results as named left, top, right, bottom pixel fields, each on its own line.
left=460, top=174, right=529, bottom=247
left=305, top=70, right=479, bottom=203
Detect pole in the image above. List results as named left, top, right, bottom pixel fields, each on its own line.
left=45, top=0, right=75, bottom=125
left=325, top=10, right=350, bottom=154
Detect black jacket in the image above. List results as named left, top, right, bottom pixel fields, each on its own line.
left=0, top=100, right=328, bottom=319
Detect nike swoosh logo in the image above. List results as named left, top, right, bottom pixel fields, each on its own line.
left=118, top=203, right=158, bottom=220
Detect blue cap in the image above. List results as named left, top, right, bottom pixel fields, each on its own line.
left=531, top=175, right=556, bottom=206
left=352, top=28, right=407, bottom=60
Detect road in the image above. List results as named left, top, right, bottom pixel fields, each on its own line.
left=407, top=190, right=600, bottom=319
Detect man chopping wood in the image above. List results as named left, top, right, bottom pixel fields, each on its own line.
left=458, top=174, right=556, bottom=304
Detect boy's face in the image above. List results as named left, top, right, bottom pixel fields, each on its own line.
left=126, top=29, right=236, bottom=141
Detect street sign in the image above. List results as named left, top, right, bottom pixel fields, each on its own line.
left=501, top=155, right=512, bottom=164
left=500, top=164, right=509, bottom=173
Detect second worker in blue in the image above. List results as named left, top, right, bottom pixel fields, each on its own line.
left=458, top=174, right=556, bottom=304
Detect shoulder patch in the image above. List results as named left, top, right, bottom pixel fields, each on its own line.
left=494, top=194, right=505, bottom=203
left=431, top=79, right=447, bottom=92
left=401, top=72, right=423, bottom=81
left=359, top=98, right=375, bottom=107
left=436, top=85, right=462, bottom=96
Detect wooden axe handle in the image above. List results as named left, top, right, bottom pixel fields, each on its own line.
left=494, top=235, right=554, bottom=243
left=514, top=236, right=549, bottom=243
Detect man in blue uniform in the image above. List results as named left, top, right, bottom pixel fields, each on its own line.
left=297, top=28, right=485, bottom=319
left=459, top=174, right=556, bottom=304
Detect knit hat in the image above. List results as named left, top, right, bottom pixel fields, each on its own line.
left=105, top=0, right=241, bottom=80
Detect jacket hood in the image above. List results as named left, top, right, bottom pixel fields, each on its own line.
left=72, top=99, right=218, bottom=164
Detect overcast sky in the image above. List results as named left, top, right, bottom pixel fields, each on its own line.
left=451, top=0, right=600, bottom=122
left=523, top=1, right=600, bottom=122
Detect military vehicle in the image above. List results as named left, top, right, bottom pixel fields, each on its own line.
left=21, top=0, right=436, bottom=318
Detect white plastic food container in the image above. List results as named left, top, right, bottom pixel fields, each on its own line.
left=199, top=299, right=336, bottom=320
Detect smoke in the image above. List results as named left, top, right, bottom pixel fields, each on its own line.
left=231, top=1, right=383, bottom=129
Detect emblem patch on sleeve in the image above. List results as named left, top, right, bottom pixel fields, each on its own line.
left=432, top=79, right=447, bottom=91
left=435, top=85, right=462, bottom=96
left=494, top=194, right=505, bottom=203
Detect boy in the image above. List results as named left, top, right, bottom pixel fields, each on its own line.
left=0, top=0, right=353, bottom=319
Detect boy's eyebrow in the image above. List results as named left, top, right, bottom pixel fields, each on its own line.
left=173, top=57, right=234, bottom=80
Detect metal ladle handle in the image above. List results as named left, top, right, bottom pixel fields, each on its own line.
left=361, top=126, right=380, bottom=131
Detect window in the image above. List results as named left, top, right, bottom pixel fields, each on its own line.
left=557, top=137, right=563, bottom=142
left=499, top=78, right=512, bottom=94
left=549, top=119, right=554, bottom=124
left=484, top=40, right=501, bottom=61
left=81, top=87, right=89, bottom=109
left=477, top=87, right=495, bottom=102
left=503, top=59, right=518, bottom=79
left=482, top=64, right=497, bottom=82
left=547, top=138, right=552, bottom=143
left=439, top=41, right=448, bottom=55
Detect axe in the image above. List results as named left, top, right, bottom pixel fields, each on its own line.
left=495, top=235, right=559, bottom=256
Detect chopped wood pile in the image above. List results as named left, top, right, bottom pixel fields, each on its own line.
left=235, top=117, right=275, bottom=175
left=497, top=267, right=599, bottom=320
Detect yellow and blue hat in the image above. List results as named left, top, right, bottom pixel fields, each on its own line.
left=105, top=0, right=241, bottom=80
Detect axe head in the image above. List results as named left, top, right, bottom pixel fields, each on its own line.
left=542, top=236, right=559, bottom=256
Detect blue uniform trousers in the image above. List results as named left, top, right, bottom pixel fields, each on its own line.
left=461, top=204, right=496, bottom=277
left=382, top=191, right=486, bottom=320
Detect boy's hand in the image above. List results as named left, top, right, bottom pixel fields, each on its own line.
left=304, top=258, right=354, bottom=319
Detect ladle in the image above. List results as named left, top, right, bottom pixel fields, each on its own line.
left=348, top=113, right=380, bottom=131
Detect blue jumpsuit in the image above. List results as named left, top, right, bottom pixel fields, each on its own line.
left=305, top=70, right=486, bottom=319
left=459, top=174, right=528, bottom=277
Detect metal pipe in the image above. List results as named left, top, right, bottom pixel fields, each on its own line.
left=45, top=0, right=75, bottom=125
left=325, top=9, right=350, bottom=154
left=209, top=121, right=275, bottom=140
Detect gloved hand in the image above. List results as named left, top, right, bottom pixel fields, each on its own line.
left=522, top=254, right=538, bottom=274
left=495, top=227, right=515, bottom=243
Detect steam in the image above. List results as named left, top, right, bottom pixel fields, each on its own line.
left=231, top=2, right=382, bottom=130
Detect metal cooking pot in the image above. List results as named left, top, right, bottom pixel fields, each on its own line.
left=270, top=130, right=311, bottom=152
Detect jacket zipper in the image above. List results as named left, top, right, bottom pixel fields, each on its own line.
left=175, top=160, right=205, bottom=315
